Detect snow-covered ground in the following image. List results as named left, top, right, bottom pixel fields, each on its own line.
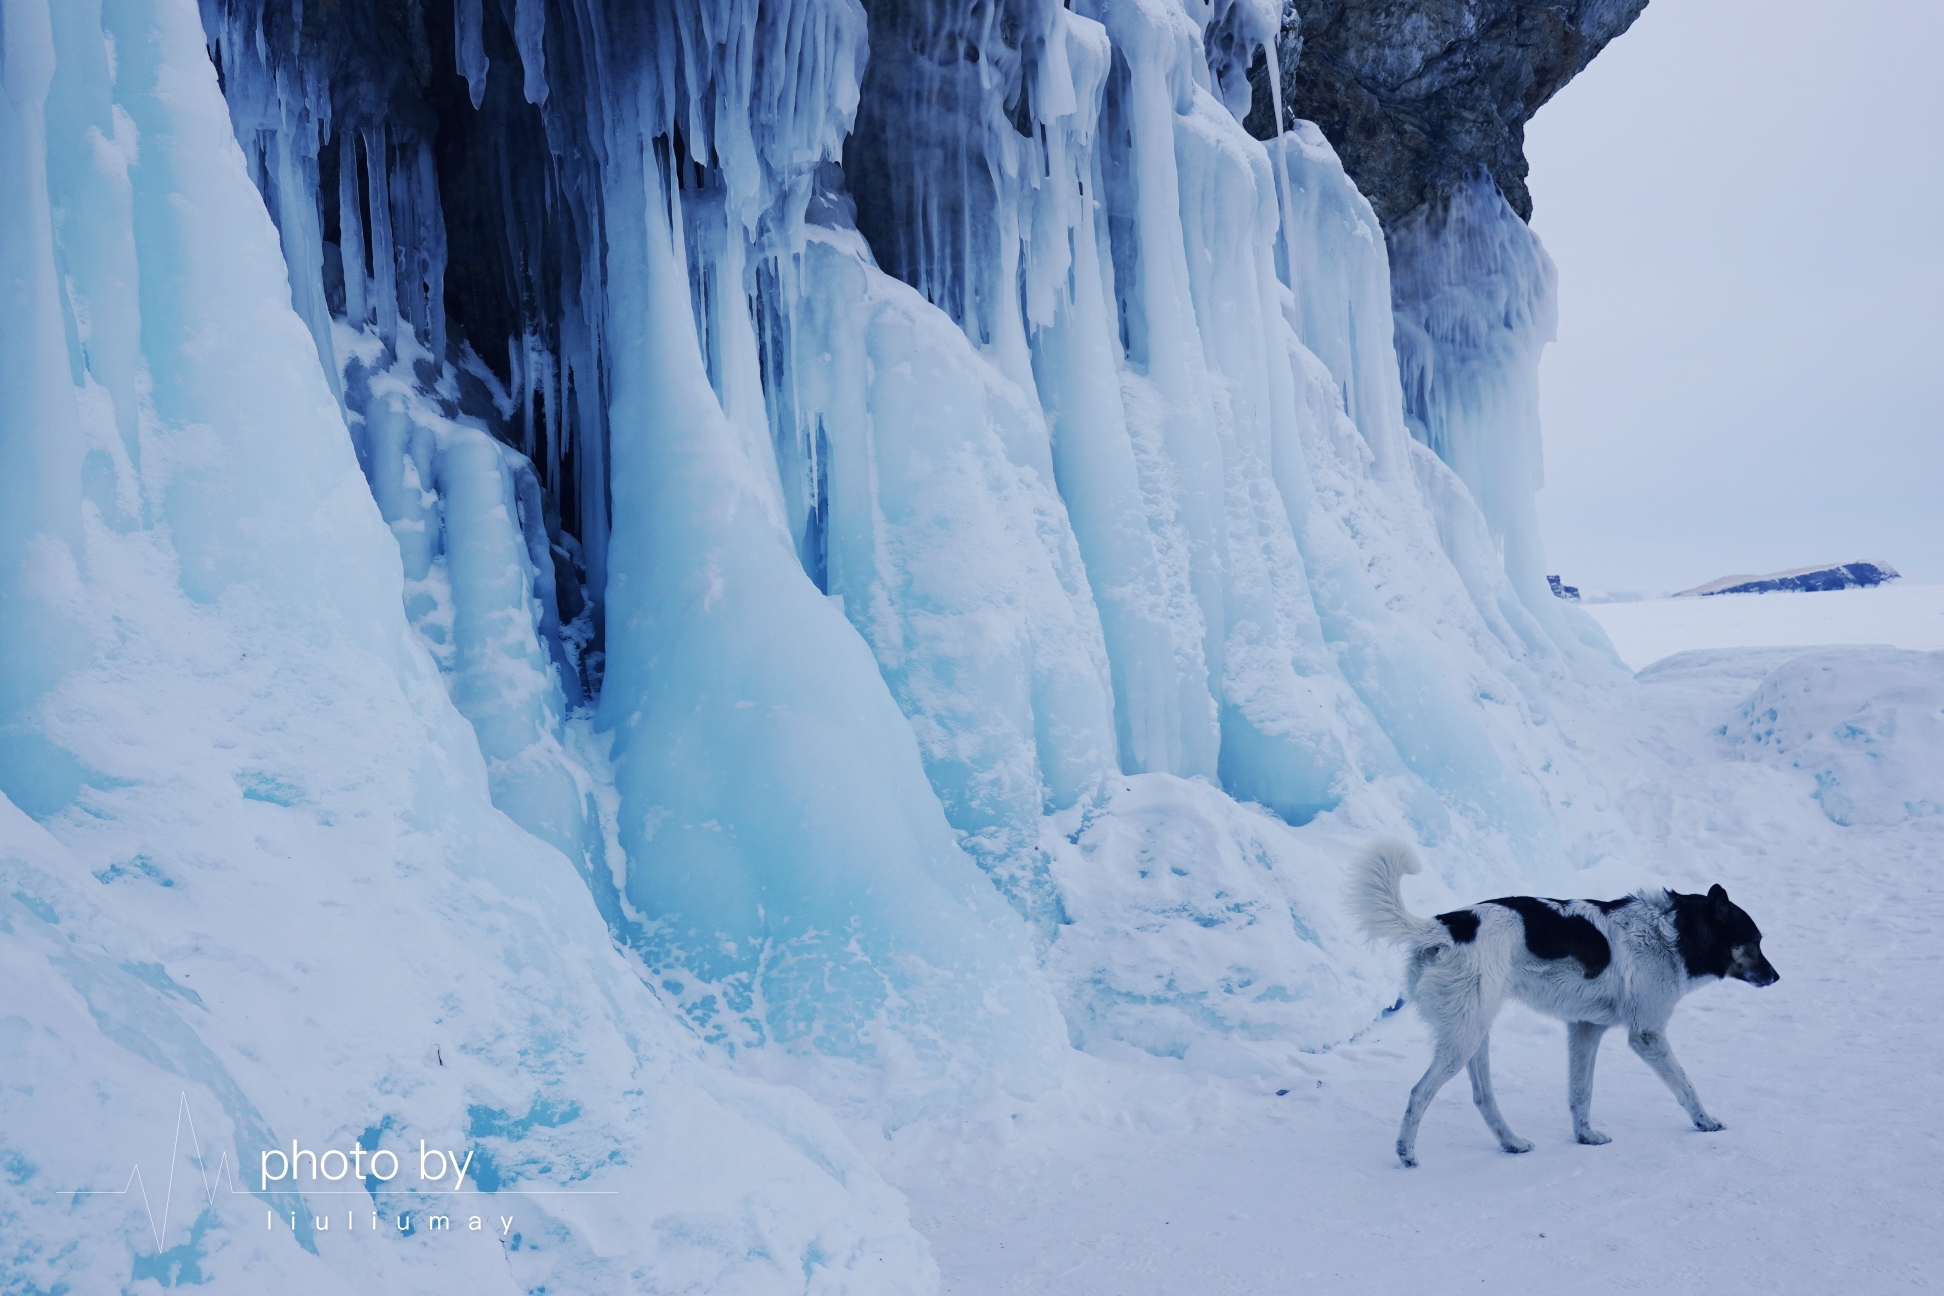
left=869, top=629, right=1944, bottom=1293
left=1584, top=582, right=1944, bottom=671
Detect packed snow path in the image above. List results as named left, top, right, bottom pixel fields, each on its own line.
left=879, top=644, right=1943, bottom=1293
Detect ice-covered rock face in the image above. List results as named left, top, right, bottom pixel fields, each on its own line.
left=7, top=0, right=1643, bottom=1199
left=0, top=2, right=942, bottom=1289
left=1257, top=0, right=1650, bottom=228
left=0, top=0, right=1652, bottom=1282
left=1388, top=170, right=1566, bottom=628
left=1244, top=1, right=1646, bottom=637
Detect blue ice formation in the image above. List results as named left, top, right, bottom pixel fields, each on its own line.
left=0, top=2, right=939, bottom=1290
left=2, top=0, right=1634, bottom=1287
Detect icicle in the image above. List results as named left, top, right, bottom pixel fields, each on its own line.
left=268, top=124, right=340, bottom=401
left=414, top=139, right=448, bottom=362
left=455, top=0, right=489, bottom=110
left=539, top=339, right=560, bottom=491
left=514, top=0, right=548, bottom=105
left=364, top=124, right=397, bottom=350
left=543, top=343, right=558, bottom=479
left=508, top=333, right=529, bottom=457
left=391, top=141, right=424, bottom=339
left=338, top=133, right=368, bottom=326
left=564, top=309, right=606, bottom=606
left=1389, top=174, right=1562, bottom=621
left=1261, top=27, right=1301, bottom=316
left=0, top=0, right=87, bottom=598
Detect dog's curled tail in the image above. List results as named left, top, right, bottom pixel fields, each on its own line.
left=1345, top=840, right=1444, bottom=947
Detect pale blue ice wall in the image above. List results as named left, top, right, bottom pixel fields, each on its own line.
left=1390, top=173, right=1624, bottom=665
left=822, top=0, right=1628, bottom=885
left=13, top=0, right=1632, bottom=1116
left=183, top=0, right=1081, bottom=1095
left=0, top=1, right=944, bottom=1291
left=592, top=48, right=1069, bottom=1082
left=189, top=0, right=1629, bottom=1058
left=601, top=0, right=1631, bottom=1058
left=0, top=0, right=1642, bottom=1283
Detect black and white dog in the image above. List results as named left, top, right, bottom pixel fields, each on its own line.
left=1347, top=841, right=1778, bottom=1167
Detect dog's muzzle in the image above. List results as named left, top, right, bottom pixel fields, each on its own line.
left=1732, top=946, right=1779, bottom=986
left=1734, top=948, right=1780, bottom=987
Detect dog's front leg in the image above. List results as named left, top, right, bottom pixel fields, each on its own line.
left=1567, top=1021, right=1610, bottom=1145
left=1627, top=1026, right=1725, bottom=1132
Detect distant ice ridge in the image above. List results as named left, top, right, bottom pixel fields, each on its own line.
left=1675, top=560, right=1901, bottom=598
left=2, top=0, right=1643, bottom=1284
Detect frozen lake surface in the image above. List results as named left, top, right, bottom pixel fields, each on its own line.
left=1584, top=582, right=1944, bottom=671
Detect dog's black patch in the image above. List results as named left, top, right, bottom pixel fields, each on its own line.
left=1436, top=909, right=1481, bottom=943
left=1484, top=896, right=1611, bottom=978
left=1590, top=896, right=1636, bottom=914
left=1668, top=890, right=1733, bottom=978
left=1668, top=884, right=1772, bottom=981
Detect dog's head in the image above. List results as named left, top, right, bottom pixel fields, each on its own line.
left=1673, top=884, right=1779, bottom=987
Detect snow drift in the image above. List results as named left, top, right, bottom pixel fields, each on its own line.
left=1731, top=647, right=1944, bottom=826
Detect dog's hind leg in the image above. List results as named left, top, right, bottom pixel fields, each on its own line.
left=1466, top=1032, right=1532, bottom=1154
left=1568, top=1021, right=1611, bottom=1145
left=1627, top=1026, right=1724, bottom=1132
left=1396, top=1035, right=1475, bottom=1167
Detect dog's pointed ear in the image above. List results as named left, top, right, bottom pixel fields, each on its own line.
left=1708, top=883, right=1729, bottom=909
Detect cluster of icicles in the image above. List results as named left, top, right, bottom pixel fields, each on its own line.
left=199, top=0, right=1614, bottom=1073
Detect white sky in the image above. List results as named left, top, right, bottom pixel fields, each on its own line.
left=1525, top=0, right=1944, bottom=594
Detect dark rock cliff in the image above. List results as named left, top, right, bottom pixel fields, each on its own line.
left=1250, top=0, right=1648, bottom=228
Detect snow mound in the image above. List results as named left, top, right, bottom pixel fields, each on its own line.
left=1732, top=647, right=1944, bottom=825
left=1042, top=775, right=1396, bottom=1075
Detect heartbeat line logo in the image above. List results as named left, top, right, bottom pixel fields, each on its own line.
left=59, top=1092, right=249, bottom=1251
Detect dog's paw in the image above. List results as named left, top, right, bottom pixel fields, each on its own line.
left=1396, top=1142, right=1419, bottom=1168
left=1575, top=1129, right=1611, bottom=1146
left=1500, top=1137, right=1534, bottom=1155
left=1692, top=1116, right=1725, bottom=1133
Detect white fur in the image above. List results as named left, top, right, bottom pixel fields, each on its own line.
left=1349, top=842, right=1731, bottom=1167
left=1344, top=840, right=1442, bottom=946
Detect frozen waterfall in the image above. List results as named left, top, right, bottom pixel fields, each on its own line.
left=1, top=0, right=1633, bottom=1288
